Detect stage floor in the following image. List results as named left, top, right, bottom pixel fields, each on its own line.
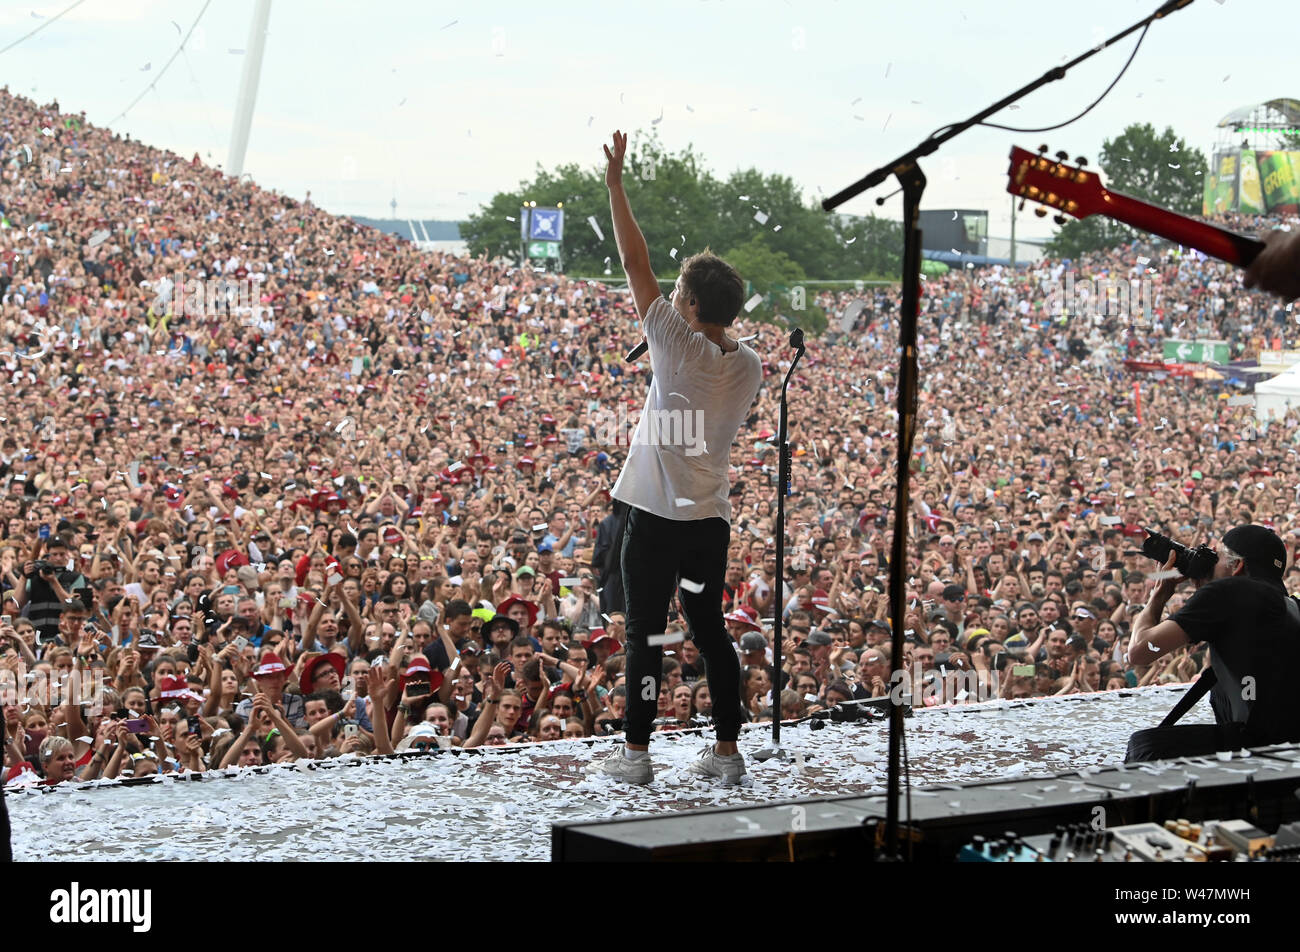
left=7, top=685, right=1209, bottom=861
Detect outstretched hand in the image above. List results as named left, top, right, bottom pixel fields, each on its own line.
left=603, top=131, right=627, bottom=190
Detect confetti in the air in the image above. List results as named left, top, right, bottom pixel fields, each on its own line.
left=647, top=632, right=686, bottom=646
left=679, top=578, right=705, bottom=594
left=669, top=248, right=678, bottom=259
left=587, top=216, right=604, bottom=241
left=743, top=293, right=764, bottom=312
left=753, top=211, right=769, bottom=225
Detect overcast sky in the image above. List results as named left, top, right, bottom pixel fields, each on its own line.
left=0, top=0, right=1282, bottom=250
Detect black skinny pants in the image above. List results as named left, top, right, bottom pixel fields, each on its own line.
left=620, top=506, right=741, bottom=746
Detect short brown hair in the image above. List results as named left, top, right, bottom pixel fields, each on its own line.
left=678, top=248, right=744, bottom=327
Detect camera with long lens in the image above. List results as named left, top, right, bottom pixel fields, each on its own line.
left=1142, top=528, right=1218, bottom=580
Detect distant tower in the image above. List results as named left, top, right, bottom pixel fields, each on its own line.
left=226, top=0, right=273, bottom=178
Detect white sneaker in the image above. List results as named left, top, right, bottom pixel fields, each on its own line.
left=587, top=747, right=654, bottom=785
left=688, top=744, right=746, bottom=784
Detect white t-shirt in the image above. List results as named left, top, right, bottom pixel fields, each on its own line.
left=123, top=582, right=151, bottom=608
left=612, top=296, right=762, bottom=523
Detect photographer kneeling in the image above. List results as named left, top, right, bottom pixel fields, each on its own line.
left=1126, top=525, right=1299, bottom=762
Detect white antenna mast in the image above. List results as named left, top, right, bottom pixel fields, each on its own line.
left=226, top=0, right=273, bottom=178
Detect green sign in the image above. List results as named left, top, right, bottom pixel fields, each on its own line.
left=1162, top=339, right=1229, bottom=364
left=527, top=241, right=560, bottom=258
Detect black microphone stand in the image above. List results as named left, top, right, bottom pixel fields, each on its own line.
left=752, top=327, right=806, bottom=763
left=820, top=0, right=1197, bottom=860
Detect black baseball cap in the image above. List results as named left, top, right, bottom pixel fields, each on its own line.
left=1221, top=525, right=1288, bottom=581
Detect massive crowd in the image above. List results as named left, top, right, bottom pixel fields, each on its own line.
left=2, top=86, right=1300, bottom=787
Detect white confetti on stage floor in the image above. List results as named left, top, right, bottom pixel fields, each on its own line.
left=7, top=686, right=1209, bottom=861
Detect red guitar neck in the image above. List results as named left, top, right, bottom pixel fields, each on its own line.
left=1096, top=188, right=1264, bottom=268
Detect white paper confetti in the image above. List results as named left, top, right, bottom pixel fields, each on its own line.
left=647, top=632, right=685, bottom=646
left=743, top=293, right=763, bottom=313
left=679, top=578, right=705, bottom=594
left=587, top=216, right=605, bottom=241
left=753, top=210, right=769, bottom=225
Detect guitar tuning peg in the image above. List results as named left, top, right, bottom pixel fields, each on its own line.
left=1074, top=156, right=1087, bottom=167
left=1054, top=150, right=1069, bottom=162
left=1034, top=207, right=1048, bottom=218
left=1037, top=144, right=1049, bottom=154
left=1053, top=214, right=1067, bottom=225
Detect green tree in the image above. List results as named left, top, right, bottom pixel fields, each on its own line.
left=1102, top=122, right=1206, bottom=214
left=717, top=235, right=826, bottom=333
left=1045, top=217, right=1129, bottom=260
left=462, top=131, right=899, bottom=298
left=1046, top=122, right=1207, bottom=257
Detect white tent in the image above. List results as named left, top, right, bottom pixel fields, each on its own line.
left=1255, top=362, right=1300, bottom=422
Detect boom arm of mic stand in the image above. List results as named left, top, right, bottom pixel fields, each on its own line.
left=820, top=0, right=1197, bottom=215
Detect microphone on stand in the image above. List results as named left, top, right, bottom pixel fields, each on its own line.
left=789, top=328, right=805, bottom=353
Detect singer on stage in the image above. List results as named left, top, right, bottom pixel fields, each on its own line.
left=590, top=131, right=763, bottom=785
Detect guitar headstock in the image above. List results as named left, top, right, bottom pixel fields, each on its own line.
left=1007, top=145, right=1106, bottom=223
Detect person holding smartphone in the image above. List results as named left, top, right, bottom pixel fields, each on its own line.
left=588, top=132, right=763, bottom=786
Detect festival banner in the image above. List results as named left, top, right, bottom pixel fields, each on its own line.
left=1238, top=149, right=1265, bottom=214
left=1203, top=152, right=1238, bottom=216
left=1257, top=151, right=1300, bottom=215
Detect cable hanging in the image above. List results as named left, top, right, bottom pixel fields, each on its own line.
left=110, top=0, right=213, bottom=124
left=0, top=0, right=89, bottom=58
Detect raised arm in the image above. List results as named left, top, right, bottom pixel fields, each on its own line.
left=604, top=131, right=660, bottom=319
